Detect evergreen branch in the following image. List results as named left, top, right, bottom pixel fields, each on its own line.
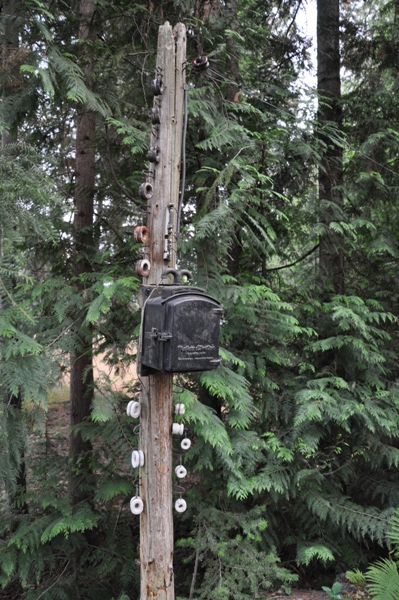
left=321, top=460, right=353, bottom=476
left=309, top=490, right=390, bottom=523
left=35, top=560, right=70, bottom=600
left=189, top=522, right=202, bottom=600
left=46, top=318, right=80, bottom=349
left=125, top=52, right=156, bottom=57
left=0, top=275, right=35, bottom=323
left=104, top=126, right=137, bottom=203
left=86, top=543, right=129, bottom=561
left=285, top=0, right=304, bottom=37
left=265, top=244, right=319, bottom=272
left=113, top=410, right=136, bottom=452
left=359, top=152, right=399, bottom=178
left=231, top=146, right=251, bottom=160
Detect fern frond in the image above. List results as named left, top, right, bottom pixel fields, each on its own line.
left=296, top=542, right=335, bottom=566
left=366, top=558, right=399, bottom=600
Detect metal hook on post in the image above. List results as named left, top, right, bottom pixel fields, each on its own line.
left=161, top=268, right=192, bottom=285
left=172, top=483, right=186, bottom=496
left=173, top=484, right=187, bottom=513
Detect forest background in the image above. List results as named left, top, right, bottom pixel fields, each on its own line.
left=2, top=0, right=399, bottom=598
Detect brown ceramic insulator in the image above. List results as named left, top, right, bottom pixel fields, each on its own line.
left=134, top=225, right=149, bottom=244
left=150, top=107, right=161, bottom=124
left=191, top=56, right=209, bottom=71
left=152, top=76, right=164, bottom=96
left=148, top=145, right=161, bottom=163
left=138, top=182, right=154, bottom=200
left=135, top=258, right=151, bottom=278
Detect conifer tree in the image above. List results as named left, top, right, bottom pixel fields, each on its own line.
left=69, top=0, right=97, bottom=508
left=1, top=0, right=28, bottom=518
left=317, top=0, right=343, bottom=296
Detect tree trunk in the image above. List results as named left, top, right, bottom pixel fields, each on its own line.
left=225, top=0, right=243, bottom=278
left=2, top=0, right=18, bottom=146
left=225, top=0, right=241, bottom=104
left=69, top=0, right=97, bottom=506
left=2, top=0, right=28, bottom=517
left=317, top=0, right=344, bottom=296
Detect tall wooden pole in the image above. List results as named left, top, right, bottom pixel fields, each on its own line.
left=139, top=22, right=186, bottom=600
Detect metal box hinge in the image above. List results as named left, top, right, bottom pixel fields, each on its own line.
left=158, top=332, right=172, bottom=342
left=147, top=328, right=172, bottom=342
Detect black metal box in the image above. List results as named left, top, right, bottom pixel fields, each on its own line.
left=141, top=285, right=222, bottom=373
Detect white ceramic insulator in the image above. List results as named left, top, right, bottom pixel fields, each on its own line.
left=130, top=496, right=144, bottom=515
left=172, top=422, right=184, bottom=435
left=131, top=450, right=145, bottom=468
left=181, top=438, right=191, bottom=450
left=131, top=402, right=141, bottom=418
left=175, top=498, right=187, bottom=513
left=175, top=465, right=187, bottom=479
left=127, top=400, right=140, bottom=418
left=175, top=403, right=185, bottom=415
left=131, top=450, right=140, bottom=468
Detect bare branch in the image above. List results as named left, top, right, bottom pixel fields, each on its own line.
left=265, top=243, right=319, bottom=272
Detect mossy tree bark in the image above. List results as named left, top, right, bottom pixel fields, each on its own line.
left=69, top=0, right=97, bottom=507
left=2, top=0, right=28, bottom=517
left=317, top=0, right=344, bottom=297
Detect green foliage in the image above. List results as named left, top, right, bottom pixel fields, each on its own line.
left=365, top=509, right=399, bottom=599
left=366, top=559, right=399, bottom=600
left=0, top=143, right=61, bottom=507
left=296, top=543, right=335, bottom=566
left=4, top=0, right=399, bottom=597
left=345, top=569, right=366, bottom=588
left=107, top=118, right=152, bottom=155
left=0, top=143, right=58, bottom=245
left=0, top=394, right=141, bottom=599
left=177, top=506, right=297, bottom=600
left=85, top=276, right=138, bottom=324
left=321, top=582, right=350, bottom=600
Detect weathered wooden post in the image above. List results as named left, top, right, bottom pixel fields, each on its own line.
left=138, top=22, right=186, bottom=600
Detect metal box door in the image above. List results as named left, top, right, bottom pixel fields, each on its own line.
left=163, top=293, right=222, bottom=372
